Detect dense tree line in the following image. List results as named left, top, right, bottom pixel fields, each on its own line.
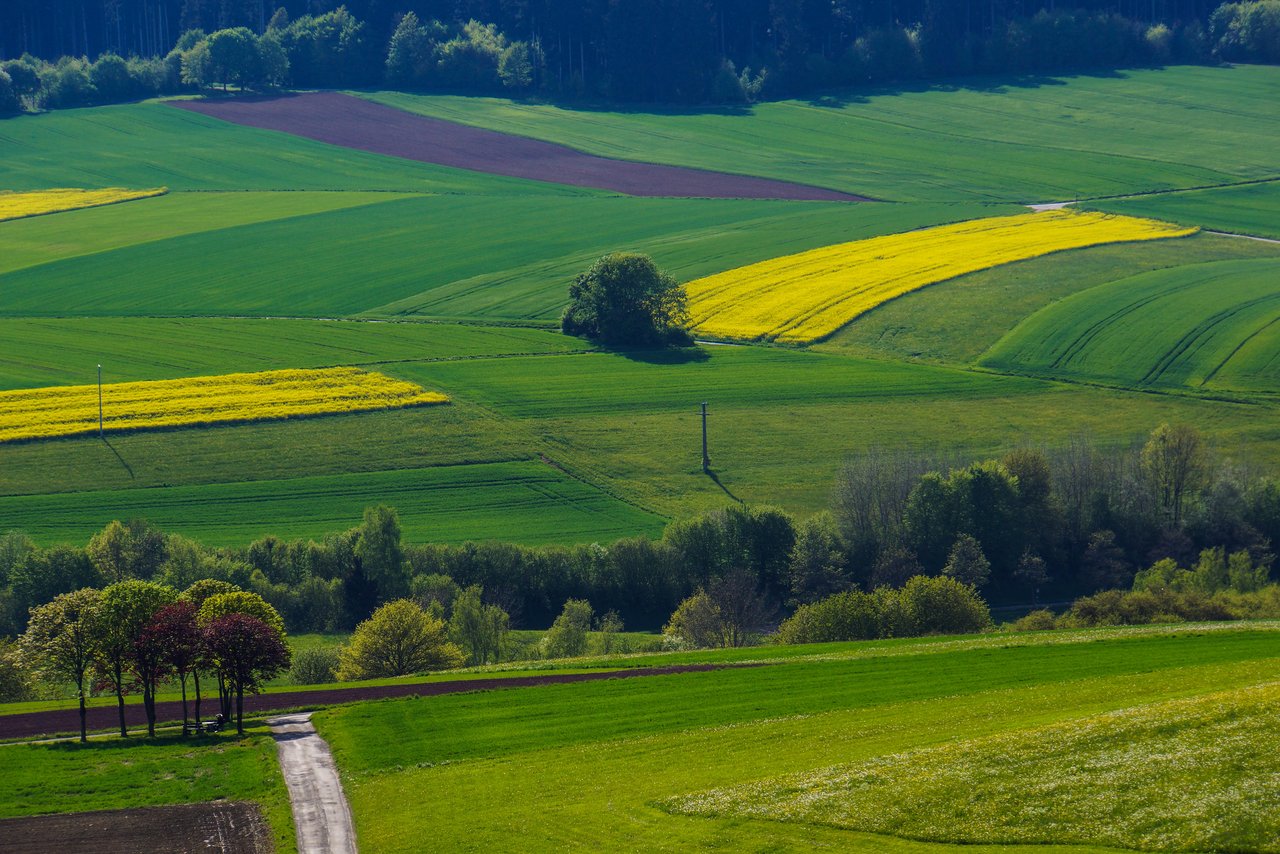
left=3, top=0, right=1276, bottom=111
left=2, top=424, right=1278, bottom=644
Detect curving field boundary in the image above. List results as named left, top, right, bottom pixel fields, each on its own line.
left=0, top=663, right=749, bottom=741
left=170, top=93, right=868, bottom=202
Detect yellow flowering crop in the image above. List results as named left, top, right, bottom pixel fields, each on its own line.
left=0, top=188, right=167, bottom=222
left=0, top=367, right=448, bottom=443
left=686, top=210, right=1197, bottom=343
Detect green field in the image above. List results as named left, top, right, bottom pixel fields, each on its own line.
left=0, top=189, right=999, bottom=319
left=0, top=460, right=664, bottom=547
left=364, top=65, right=1280, bottom=202
left=314, top=625, right=1280, bottom=851
left=981, top=259, right=1280, bottom=393
left=1090, top=180, right=1280, bottom=239
left=0, top=725, right=296, bottom=852
left=0, top=64, right=1277, bottom=544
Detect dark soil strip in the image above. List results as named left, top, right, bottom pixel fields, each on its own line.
left=0, top=663, right=746, bottom=740
left=0, top=802, right=272, bottom=854
left=170, top=92, right=869, bottom=202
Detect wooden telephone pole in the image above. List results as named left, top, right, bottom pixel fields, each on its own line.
left=700, top=402, right=710, bottom=472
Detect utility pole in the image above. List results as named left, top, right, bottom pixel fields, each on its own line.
left=97, top=364, right=103, bottom=436
left=700, top=402, right=710, bottom=473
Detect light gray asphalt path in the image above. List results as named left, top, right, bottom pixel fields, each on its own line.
left=269, top=712, right=358, bottom=854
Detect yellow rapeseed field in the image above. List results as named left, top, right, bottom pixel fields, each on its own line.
left=686, top=210, right=1197, bottom=343
left=0, top=187, right=167, bottom=222
left=0, top=367, right=448, bottom=443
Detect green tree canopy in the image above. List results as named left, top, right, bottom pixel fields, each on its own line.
left=338, top=599, right=463, bottom=679
left=561, top=253, right=692, bottom=347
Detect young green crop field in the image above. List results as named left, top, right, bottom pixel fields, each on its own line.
left=981, top=259, right=1280, bottom=393
left=1089, top=180, right=1280, bottom=239
left=0, top=460, right=664, bottom=547
left=364, top=65, right=1280, bottom=202
left=313, top=625, right=1280, bottom=852
left=0, top=64, right=1278, bottom=543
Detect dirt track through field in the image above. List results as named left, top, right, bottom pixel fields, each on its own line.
left=0, top=663, right=746, bottom=740
left=270, top=713, right=357, bottom=854
left=170, top=93, right=868, bottom=202
left=0, top=802, right=272, bottom=853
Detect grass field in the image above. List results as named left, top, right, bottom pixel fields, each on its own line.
left=0, top=190, right=998, bottom=319
left=818, top=231, right=1280, bottom=365
left=0, top=460, right=665, bottom=547
left=0, top=725, right=297, bottom=852
left=1089, top=180, right=1280, bottom=239
left=981, top=259, right=1280, bottom=393
left=314, top=625, right=1280, bottom=851
left=0, top=65, right=1277, bottom=544
left=364, top=65, right=1280, bottom=202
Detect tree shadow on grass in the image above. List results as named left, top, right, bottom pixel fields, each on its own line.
left=611, top=346, right=711, bottom=365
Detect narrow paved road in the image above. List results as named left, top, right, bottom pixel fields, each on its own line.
left=269, top=713, right=358, bottom=854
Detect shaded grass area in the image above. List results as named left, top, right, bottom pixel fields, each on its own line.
left=0, top=317, right=580, bottom=391
left=0, top=460, right=664, bottom=547
left=1088, top=180, right=1280, bottom=239
left=315, top=626, right=1280, bottom=852
left=363, top=66, right=1280, bottom=202
left=981, top=259, right=1280, bottom=393
left=0, top=101, right=571, bottom=194
left=667, top=683, right=1280, bottom=852
left=817, top=232, right=1280, bottom=365
left=0, top=725, right=297, bottom=853
left=0, top=193, right=995, bottom=319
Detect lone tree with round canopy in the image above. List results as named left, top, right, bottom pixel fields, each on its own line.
left=562, top=253, right=692, bottom=347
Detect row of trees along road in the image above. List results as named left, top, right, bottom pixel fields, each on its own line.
left=18, top=579, right=288, bottom=741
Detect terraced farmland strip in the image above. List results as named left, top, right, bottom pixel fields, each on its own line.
left=172, top=93, right=867, bottom=201
left=0, top=318, right=579, bottom=391
left=1088, top=180, right=1280, bottom=240
left=0, top=187, right=166, bottom=222
left=0, top=461, right=666, bottom=546
left=0, top=101, right=571, bottom=194
left=0, top=191, right=419, bottom=277
left=364, top=66, right=1280, bottom=202
left=0, top=193, right=989, bottom=320
left=0, top=368, right=446, bottom=443
left=980, top=259, right=1280, bottom=392
left=686, top=210, right=1194, bottom=343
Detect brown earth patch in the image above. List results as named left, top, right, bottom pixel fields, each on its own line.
left=0, top=801, right=271, bottom=854
left=0, top=663, right=750, bottom=741
left=170, top=92, right=869, bottom=202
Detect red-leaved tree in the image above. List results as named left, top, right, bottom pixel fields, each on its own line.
left=142, top=601, right=203, bottom=734
left=203, top=614, right=291, bottom=734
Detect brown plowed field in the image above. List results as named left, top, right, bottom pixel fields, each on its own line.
left=0, top=663, right=745, bottom=741
left=170, top=92, right=869, bottom=201
left=0, top=802, right=271, bottom=854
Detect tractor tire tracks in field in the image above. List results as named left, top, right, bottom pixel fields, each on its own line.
left=270, top=712, right=358, bottom=854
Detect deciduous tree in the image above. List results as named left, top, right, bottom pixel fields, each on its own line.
left=203, top=613, right=291, bottom=733
left=19, top=589, right=102, bottom=742
left=337, top=599, right=462, bottom=679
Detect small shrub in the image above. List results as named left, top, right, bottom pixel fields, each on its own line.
left=1010, top=609, right=1058, bottom=632
left=290, top=646, right=339, bottom=685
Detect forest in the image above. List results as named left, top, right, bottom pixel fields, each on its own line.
left=2, top=0, right=1277, bottom=104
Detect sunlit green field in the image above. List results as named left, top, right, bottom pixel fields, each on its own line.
left=315, top=624, right=1280, bottom=852
left=0, top=64, right=1277, bottom=543
left=364, top=65, right=1280, bottom=202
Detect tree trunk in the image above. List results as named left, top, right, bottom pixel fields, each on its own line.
left=180, top=675, right=189, bottom=734
left=235, top=685, right=244, bottom=734
left=79, top=691, right=87, bottom=744
left=115, top=660, right=127, bottom=737
left=144, top=679, right=156, bottom=737
left=193, top=670, right=202, bottom=725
